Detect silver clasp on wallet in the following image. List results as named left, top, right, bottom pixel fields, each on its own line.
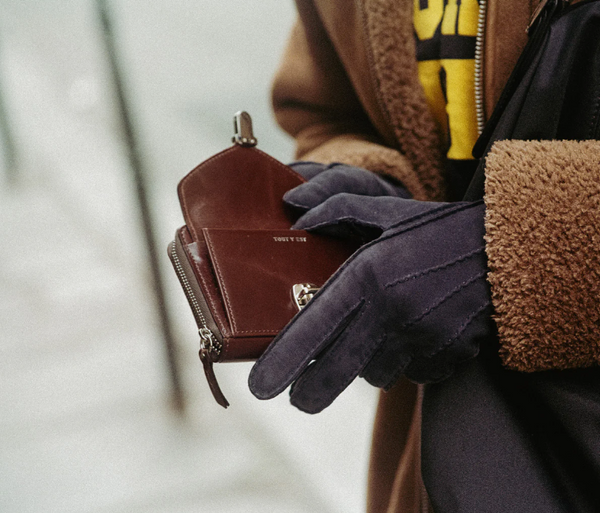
left=293, top=283, right=320, bottom=311
left=232, top=111, right=258, bottom=147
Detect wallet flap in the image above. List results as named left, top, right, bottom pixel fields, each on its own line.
left=178, top=145, right=305, bottom=240
left=203, top=228, right=356, bottom=337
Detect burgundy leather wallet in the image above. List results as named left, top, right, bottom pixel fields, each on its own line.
left=168, top=112, right=356, bottom=407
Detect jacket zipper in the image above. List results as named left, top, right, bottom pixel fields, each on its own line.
left=169, top=239, right=230, bottom=408
left=475, top=0, right=574, bottom=136
left=474, top=0, right=487, bottom=135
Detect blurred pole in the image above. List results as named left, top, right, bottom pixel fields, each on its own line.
left=0, top=37, right=18, bottom=185
left=96, top=0, right=185, bottom=413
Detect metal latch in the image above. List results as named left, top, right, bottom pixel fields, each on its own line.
left=232, top=111, right=257, bottom=147
left=293, top=283, right=320, bottom=311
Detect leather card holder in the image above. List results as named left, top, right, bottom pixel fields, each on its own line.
left=168, top=112, right=357, bottom=407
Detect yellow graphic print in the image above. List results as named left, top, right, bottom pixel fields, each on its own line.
left=414, top=0, right=479, bottom=160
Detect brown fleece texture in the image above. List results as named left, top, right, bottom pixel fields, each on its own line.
left=361, top=0, right=445, bottom=200
left=272, top=0, right=446, bottom=202
left=485, top=140, right=600, bottom=372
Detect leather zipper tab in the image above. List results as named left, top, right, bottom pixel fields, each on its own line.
left=199, top=348, right=230, bottom=408
left=170, top=235, right=229, bottom=408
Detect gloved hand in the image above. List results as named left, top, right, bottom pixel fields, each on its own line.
left=288, top=161, right=411, bottom=200
left=287, top=161, right=413, bottom=241
left=249, top=192, right=492, bottom=414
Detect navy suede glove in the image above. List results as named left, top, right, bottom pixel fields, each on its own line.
left=287, top=161, right=414, bottom=241
left=248, top=163, right=493, bottom=414
left=288, top=161, right=411, bottom=200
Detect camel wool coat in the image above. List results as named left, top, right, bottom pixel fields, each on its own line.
left=270, top=1, right=600, bottom=511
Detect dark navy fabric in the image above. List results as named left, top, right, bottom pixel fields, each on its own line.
left=467, top=0, right=600, bottom=200
left=422, top=341, right=600, bottom=512
left=288, top=161, right=412, bottom=201
left=424, top=2, right=600, bottom=511
left=249, top=196, right=491, bottom=413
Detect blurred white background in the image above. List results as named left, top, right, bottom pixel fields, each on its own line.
left=0, top=1, right=379, bottom=512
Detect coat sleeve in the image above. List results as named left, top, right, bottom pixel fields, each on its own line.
left=484, top=140, right=600, bottom=372
left=270, top=6, right=442, bottom=201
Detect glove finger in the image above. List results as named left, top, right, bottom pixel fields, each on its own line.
left=288, top=161, right=328, bottom=180
left=289, top=306, right=383, bottom=413
left=248, top=269, right=365, bottom=400
left=293, top=194, right=448, bottom=235
left=284, top=165, right=409, bottom=211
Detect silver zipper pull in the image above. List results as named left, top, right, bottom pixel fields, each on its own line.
left=232, top=111, right=257, bottom=147
left=199, top=328, right=229, bottom=408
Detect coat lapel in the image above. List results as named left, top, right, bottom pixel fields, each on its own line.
left=357, top=0, right=444, bottom=197
left=482, top=0, right=538, bottom=119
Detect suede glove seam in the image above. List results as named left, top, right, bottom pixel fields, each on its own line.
left=248, top=299, right=366, bottom=399
left=382, top=302, right=490, bottom=389
left=386, top=247, right=485, bottom=289
left=377, top=201, right=483, bottom=243
left=422, top=292, right=491, bottom=359
left=398, top=270, right=488, bottom=332
left=293, top=215, right=388, bottom=233
left=289, top=309, right=383, bottom=413
left=310, top=202, right=481, bottom=289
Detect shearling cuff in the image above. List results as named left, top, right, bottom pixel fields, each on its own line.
left=300, top=135, right=445, bottom=201
left=484, top=140, right=600, bottom=372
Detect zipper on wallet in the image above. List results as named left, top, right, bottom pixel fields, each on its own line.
left=169, top=238, right=230, bottom=408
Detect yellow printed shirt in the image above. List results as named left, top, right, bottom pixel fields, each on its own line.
left=414, top=0, right=480, bottom=200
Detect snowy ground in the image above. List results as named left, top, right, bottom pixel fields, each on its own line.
left=0, top=2, right=378, bottom=512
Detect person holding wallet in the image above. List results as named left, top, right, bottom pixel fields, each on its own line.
left=249, top=1, right=600, bottom=511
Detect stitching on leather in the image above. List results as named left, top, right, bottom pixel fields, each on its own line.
left=385, top=246, right=485, bottom=289
left=364, top=280, right=489, bottom=388
left=231, top=331, right=279, bottom=336
left=180, top=146, right=238, bottom=241
left=382, top=301, right=489, bottom=386
left=202, top=231, right=289, bottom=336
left=184, top=234, right=225, bottom=332
left=370, top=280, right=488, bottom=388
left=385, top=202, right=464, bottom=231
left=180, top=147, right=306, bottom=241
left=255, top=147, right=308, bottom=183
left=312, top=201, right=484, bottom=287
left=299, top=215, right=383, bottom=232
left=204, top=231, right=238, bottom=333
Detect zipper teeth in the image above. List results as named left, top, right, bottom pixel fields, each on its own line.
left=474, top=0, right=487, bottom=135
left=170, top=241, right=221, bottom=356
